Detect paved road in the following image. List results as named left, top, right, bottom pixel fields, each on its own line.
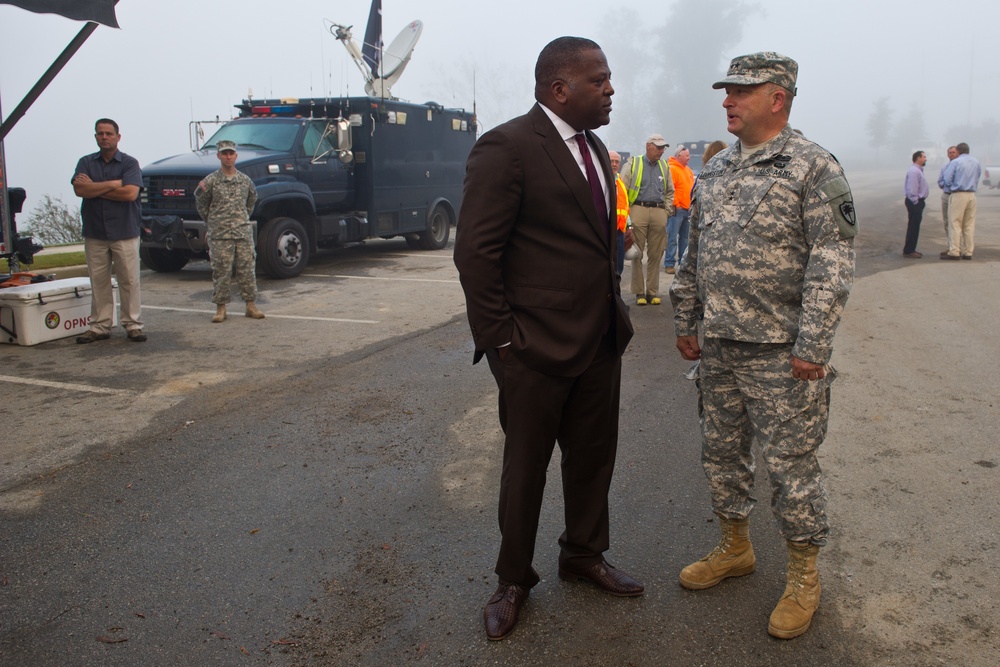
left=0, top=170, right=996, bottom=666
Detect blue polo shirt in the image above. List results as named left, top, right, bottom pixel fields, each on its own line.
left=940, top=153, right=982, bottom=194
left=72, top=150, right=143, bottom=240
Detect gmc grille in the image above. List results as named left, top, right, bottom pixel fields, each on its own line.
left=142, top=176, right=201, bottom=212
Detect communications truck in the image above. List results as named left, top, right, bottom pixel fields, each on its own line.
left=139, top=96, right=477, bottom=278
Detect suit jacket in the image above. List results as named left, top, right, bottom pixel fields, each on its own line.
left=454, top=104, right=633, bottom=377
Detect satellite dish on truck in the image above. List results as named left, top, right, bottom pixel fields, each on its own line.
left=330, top=19, right=423, bottom=99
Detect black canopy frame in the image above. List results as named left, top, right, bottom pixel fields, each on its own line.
left=0, top=0, right=120, bottom=270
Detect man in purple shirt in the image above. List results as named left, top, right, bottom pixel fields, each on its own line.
left=903, top=150, right=929, bottom=258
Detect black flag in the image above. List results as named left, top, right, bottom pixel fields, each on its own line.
left=361, top=0, right=382, bottom=78
left=0, top=0, right=120, bottom=28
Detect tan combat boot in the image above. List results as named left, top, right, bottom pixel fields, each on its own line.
left=679, top=517, right=756, bottom=590
left=211, top=304, right=226, bottom=323
left=245, top=301, right=265, bottom=319
left=768, top=541, right=821, bottom=639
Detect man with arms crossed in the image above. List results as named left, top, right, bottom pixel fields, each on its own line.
left=670, top=52, right=856, bottom=639
left=455, top=36, right=640, bottom=642
left=73, top=118, right=146, bottom=343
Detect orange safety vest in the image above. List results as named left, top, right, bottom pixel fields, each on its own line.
left=668, top=156, right=695, bottom=210
left=615, top=175, right=629, bottom=232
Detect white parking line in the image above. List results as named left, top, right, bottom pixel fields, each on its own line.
left=302, top=274, right=460, bottom=284
left=142, top=306, right=378, bottom=324
left=0, top=374, right=132, bottom=397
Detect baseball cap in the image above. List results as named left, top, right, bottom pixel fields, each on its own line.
left=217, top=140, right=237, bottom=152
left=712, top=52, right=798, bottom=96
left=646, top=134, right=669, bottom=148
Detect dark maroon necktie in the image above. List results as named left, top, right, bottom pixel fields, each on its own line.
left=574, top=133, right=609, bottom=233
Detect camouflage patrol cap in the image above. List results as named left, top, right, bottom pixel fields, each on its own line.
left=712, top=52, right=798, bottom=96
left=217, top=140, right=237, bottom=153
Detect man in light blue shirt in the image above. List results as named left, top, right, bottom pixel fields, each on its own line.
left=940, top=142, right=982, bottom=259
left=937, top=145, right=958, bottom=244
left=903, top=150, right=929, bottom=258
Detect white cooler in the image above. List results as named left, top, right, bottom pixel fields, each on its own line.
left=0, top=277, right=118, bottom=346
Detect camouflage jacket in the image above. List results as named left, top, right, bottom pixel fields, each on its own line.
left=195, top=169, right=257, bottom=240
left=669, top=124, right=857, bottom=364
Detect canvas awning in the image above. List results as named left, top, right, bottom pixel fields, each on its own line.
left=0, top=0, right=119, bottom=28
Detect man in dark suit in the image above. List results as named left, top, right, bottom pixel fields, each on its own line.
left=454, top=36, right=641, bottom=642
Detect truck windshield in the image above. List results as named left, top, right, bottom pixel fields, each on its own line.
left=203, top=122, right=299, bottom=152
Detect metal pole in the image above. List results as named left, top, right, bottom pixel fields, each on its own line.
left=0, top=21, right=100, bottom=142
left=1, top=88, right=12, bottom=270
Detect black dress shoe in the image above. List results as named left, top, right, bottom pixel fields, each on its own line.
left=558, top=560, right=644, bottom=597
left=483, top=583, right=529, bottom=641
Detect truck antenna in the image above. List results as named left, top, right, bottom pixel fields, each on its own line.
left=328, top=19, right=422, bottom=100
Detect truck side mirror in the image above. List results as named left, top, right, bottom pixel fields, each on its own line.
left=336, top=118, right=353, bottom=164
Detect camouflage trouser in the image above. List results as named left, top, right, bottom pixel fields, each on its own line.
left=697, top=337, right=834, bottom=545
left=210, top=237, right=257, bottom=305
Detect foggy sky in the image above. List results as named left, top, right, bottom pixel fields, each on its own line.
left=2, top=0, right=999, bottom=216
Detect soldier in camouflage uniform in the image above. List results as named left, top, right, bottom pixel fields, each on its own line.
left=195, top=140, right=264, bottom=322
left=668, top=52, right=857, bottom=640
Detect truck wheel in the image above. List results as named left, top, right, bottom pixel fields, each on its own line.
left=419, top=205, right=451, bottom=250
left=258, top=217, right=310, bottom=279
left=140, top=246, right=189, bottom=272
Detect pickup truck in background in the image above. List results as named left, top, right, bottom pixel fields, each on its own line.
left=140, top=96, right=476, bottom=278
left=981, top=165, right=1000, bottom=189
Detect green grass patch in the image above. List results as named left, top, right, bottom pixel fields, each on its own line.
left=1, top=251, right=87, bottom=273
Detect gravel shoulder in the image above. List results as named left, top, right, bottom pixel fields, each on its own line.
left=822, top=170, right=999, bottom=665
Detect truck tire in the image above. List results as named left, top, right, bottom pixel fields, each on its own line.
left=419, top=205, right=451, bottom=250
left=140, top=246, right=189, bottom=272
left=258, top=216, right=310, bottom=279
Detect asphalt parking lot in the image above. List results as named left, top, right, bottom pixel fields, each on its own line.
left=2, top=175, right=998, bottom=665
left=0, top=237, right=468, bottom=497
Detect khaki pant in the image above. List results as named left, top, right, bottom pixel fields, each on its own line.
left=947, top=191, right=976, bottom=257
left=628, top=204, right=667, bottom=298
left=941, top=192, right=950, bottom=242
left=84, top=236, right=143, bottom=333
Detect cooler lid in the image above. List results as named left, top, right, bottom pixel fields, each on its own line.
left=0, top=277, right=97, bottom=303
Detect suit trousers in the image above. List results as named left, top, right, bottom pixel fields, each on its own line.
left=903, top=198, right=924, bottom=254
left=486, top=337, right=622, bottom=588
left=84, top=236, right=143, bottom=333
left=947, top=191, right=976, bottom=257
left=629, top=205, right=667, bottom=297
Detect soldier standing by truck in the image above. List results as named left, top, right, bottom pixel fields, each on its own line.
left=195, top=140, right=265, bottom=323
